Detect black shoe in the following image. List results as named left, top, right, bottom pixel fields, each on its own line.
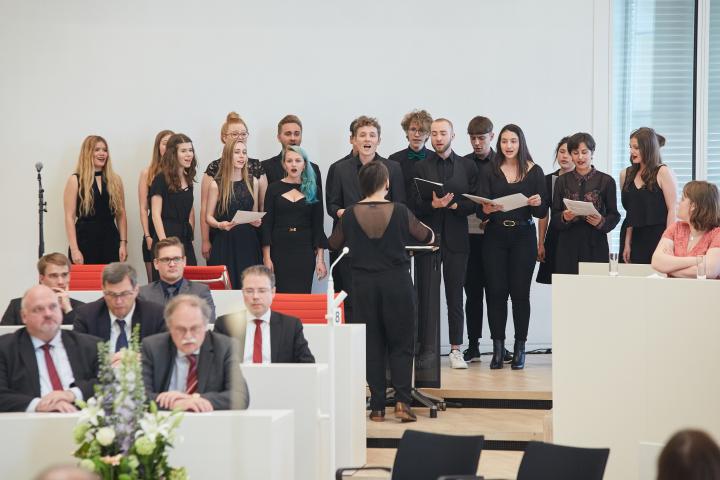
left=463, top=343, right=481, bottom=363
left=511, top=340, right=526, bottom=370
left=490, top=339, right=504, bottom=369
left=503, top=348, right=513, bottom=362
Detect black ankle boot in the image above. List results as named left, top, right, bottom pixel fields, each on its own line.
left=490, top=339, right=504, bottom=369
left=511, top=340, right=526, bottom=370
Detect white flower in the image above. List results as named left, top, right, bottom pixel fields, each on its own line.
left=78, top=397, right=104, bottom=427
left=96, top=426, right=116, bottom=446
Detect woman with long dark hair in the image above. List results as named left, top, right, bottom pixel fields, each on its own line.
left=150, top=133, right=198, bottom=265
left=478, top=124, right=546, bottom=370
left=63, top=135, right=127, bottom=264
left=620, top=127, right=677, bottom=264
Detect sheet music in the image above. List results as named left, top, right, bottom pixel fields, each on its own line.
left=230, top=211, right=266, bottom=224
left=463, top=193, right=529, bottom=212
left=468, top=215, right=485, bottom=234
left=562, top=198, right=601, bottom=217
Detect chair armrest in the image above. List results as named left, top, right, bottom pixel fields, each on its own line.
left=336, top=466, right=392, bottom=479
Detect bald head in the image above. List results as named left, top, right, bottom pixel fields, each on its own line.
left=21, top=284, right=62, bottom=342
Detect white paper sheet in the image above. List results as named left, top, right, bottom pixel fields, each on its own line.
left=467, top=215, right=486, bottom=234
left=562, top=198, right=601, bottom=217
left=230, top=210, right=266, bottom=224
left=462, top=193, right=529, bottom=212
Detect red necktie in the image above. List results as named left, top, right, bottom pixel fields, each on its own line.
left=41, top=343, right=64, bottom=391
left=185, top=354, right=198, bottom=394
left=253, top=319, right=263, bottom=364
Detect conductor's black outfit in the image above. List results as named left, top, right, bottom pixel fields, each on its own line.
left=328, top=201, right=433, bottom=410
left=413, top=150, right=479, bottom=346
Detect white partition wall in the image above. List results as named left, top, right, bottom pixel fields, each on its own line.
left=553, top=274, right=720, bottom=479
left=0, top=410, right=294, bottom=480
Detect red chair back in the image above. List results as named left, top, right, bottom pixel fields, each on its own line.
left=183, top=265, right=232, bottom=290
left=271, top=293, right=345, bottom=324
left=69, top=264, right=106, bottom=291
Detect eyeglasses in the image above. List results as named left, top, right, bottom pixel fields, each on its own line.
left=227, top=131, right=249, bottom=139
left=157, top=256, right=185, bottom=264
left=408, top=127, right=427, bottom=135
left=103, top=290, right=135, bottom=299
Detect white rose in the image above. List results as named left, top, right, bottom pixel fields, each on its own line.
left=96, top=427, right=116, bottom=447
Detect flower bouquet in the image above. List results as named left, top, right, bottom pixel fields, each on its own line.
left=73, top=329, right=187, bottom=479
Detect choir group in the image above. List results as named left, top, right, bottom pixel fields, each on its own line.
left=61, top=110, right=720, bottom=373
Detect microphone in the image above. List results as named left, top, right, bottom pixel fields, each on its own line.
left=35, top=162, right=43, bottom=172
left=330, top=246, right=349, bottom=274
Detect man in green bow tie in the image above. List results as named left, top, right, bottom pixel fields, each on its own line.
left=388, top=109, right=434, bottom=212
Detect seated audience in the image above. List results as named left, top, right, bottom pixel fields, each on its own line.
left=651, top=180, right=720, bottom=278
left=141, top=294, right=249, bottom=411
left=138, top=237, right=216, bottom=321
left=73, top=263, right=165, bottom=351
left=2, top=253, right=84, bottom=325
left=0, top=285, right=99, bottom=412
left=657, top=429, right=720, bottom=480
left=214, top=265, right=315, bottom=364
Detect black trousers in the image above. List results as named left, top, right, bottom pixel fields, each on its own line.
left=355, top=268, right=415, bottom=410
left=482, top=223, right=537, bottom=342
left=335, top=258, right=356, bottom=323
left=464, top=233, right=486, bottom=343
left=440, top=247, right=468, bottom=346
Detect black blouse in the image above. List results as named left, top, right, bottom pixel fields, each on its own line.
left=261, top=181, right=327, bottom=249
left=477, top=163, right=548, bottom=222
left=551, top=167, right=620, bottom=234
left=149, top=174, right=194, bottom=224
left=621, top=166, right=668, bottom=227
left=205, top=157, right=264, bottom=180
left=75, top=172, right=114, bottom=222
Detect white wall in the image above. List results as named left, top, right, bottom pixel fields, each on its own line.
left=0, top=0, right=601, bottom=348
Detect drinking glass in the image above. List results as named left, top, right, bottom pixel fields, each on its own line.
left=609, top=253, right=619, bottom=277
left=697, top=255, right=707, bottom=280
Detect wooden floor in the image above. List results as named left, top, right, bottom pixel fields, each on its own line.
left=355, top=353, right=553, bottom=480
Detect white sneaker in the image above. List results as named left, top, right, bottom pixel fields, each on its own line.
left=449, top=349, right=468, bottom=369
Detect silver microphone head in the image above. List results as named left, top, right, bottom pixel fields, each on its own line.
left=35, top=162, right=43, bottom=172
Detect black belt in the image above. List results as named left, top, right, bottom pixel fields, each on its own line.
left=491, top=218, right=534, bottom=227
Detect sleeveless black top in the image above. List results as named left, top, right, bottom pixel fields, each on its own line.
left=621, top=166, right=668, bottom=227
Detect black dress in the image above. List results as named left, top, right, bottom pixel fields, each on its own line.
left=207, top=180, right=261, bottom=289
left=536, top=170, right=561, bottom=284
left=552, top=167, right=621, bottom=274
left=620, top=166, right=668, bottom=263
left=149, top=174, right=196, bottom=265
left=205, top=157, right=264, bottom=180
left=71, top=172, right=120, bottom=264
left=262, top=181, right=327, bottom=293
left=328, top=201, right=433, bottom=411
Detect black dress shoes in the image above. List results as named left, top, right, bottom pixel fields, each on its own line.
left=490, top=339, right=504, bottom=369
left=511, top=340, right=526, bottom=370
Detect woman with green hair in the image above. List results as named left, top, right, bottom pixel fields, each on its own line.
left=261, top=146, right=328, bottom=292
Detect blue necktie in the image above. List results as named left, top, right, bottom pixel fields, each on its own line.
left=116, top=319, right=128, bottom=352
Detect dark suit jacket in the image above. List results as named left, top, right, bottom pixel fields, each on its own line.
left=141, top=331, right=249, bottom=410
left=214, top=310, right=315, bottom=363
left=138, top=279, right=216, bottom=322
left=388, top=146, right=433, bottom=213
left=0, top=328, right=99, bottom=412
left=413, top=150, right=480, bottom=253
left=261, top=152, right=324, bottom=198
left=1, top=297, right=84, bottom=326
left=325, top=154, right=406, bottom=222
left=73, top=297, right=166, bottom=342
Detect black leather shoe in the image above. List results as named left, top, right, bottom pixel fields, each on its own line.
left=369, top=410, right=386, bottom=422
left=490, top=339, right=504, bottom=369
left=511, top=340, right=526, bottom=370
left=463, top=342, right=481, bottom=363
left=503, top=347, right=513, bottom=362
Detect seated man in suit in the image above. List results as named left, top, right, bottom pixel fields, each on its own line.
left=214, top=265, right=315, bottom=363
left=73, top=262, right=165, bottom=352
left=1, top=253, right=84, bottom=325
left=141, top=294, right=249, bottom=411
left=0, top=285, right=99, bottom=412
left=139, top=237, right=216, bottom=322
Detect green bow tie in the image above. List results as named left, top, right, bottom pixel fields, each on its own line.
left=408, top=150, right=425, bottom=161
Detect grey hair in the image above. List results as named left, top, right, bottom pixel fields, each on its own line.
left=164, top=294, right=211, bottom=327
left=102, top=262, right=138, bottom=288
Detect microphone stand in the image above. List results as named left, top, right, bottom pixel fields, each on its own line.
left=37, top=167, right=47, bottom=258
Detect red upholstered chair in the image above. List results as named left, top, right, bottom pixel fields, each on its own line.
left=183, top=265, right=232, bottom=290
left=270, top=293, right=345, bottom=324
left=69, top=264, right=106, bottom=291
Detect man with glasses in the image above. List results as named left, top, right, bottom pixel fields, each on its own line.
left=388, top=109, right=434, bottom=212
left=73, top=263, right=165, bottom=351
left=139, top=237, right=216, bottom=321
left=214, top=265, right=315, bottom=363
left=1, top=253, right=84, bottom=325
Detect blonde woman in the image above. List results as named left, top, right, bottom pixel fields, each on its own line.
left=206, top=139, right=262, bottom=288
left=200, top=112, right=267, bottom=261
left=63, top=135, right=127, bottom=264
left=138, top=129, right=173, bottom=280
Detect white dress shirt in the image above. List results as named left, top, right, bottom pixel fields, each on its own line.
left=243, top=309, right=271, bottom=364
left=167, top=348, right=201, bottom=393
left=26, top=331, right=83, bottom=412
left=109, top=303, right=136, bottom=351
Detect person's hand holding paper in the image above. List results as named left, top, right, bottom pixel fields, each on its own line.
left=562, top=198, right=601, bottom=217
